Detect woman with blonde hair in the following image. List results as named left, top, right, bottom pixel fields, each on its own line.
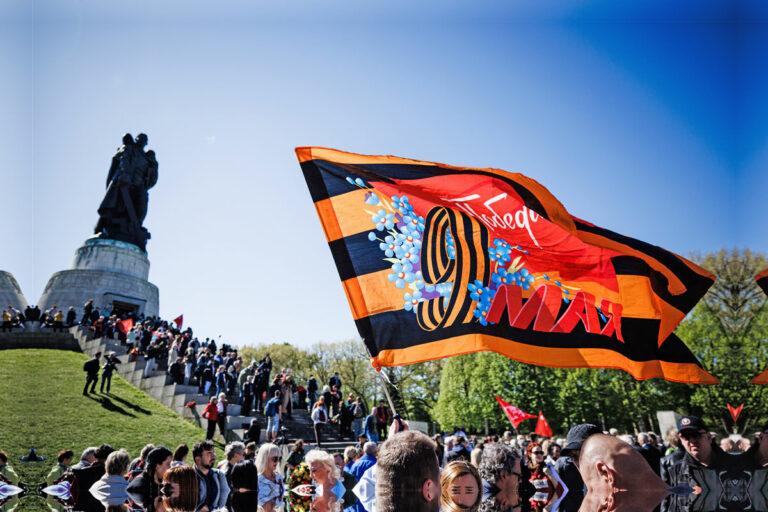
left=257, top=443, right=284, bottom=512
left=305, top=449, right=345, bottom=512
left=159, top=465, right=198, bottom=512
left=440, top=460, right=482, bottom=512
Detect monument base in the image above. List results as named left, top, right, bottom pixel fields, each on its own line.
left=38, top=238, right=159, bottom=317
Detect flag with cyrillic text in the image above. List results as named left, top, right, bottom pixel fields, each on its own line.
left=296, top=147, right=717, bottom=384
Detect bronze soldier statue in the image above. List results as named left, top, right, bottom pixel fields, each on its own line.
left=94, top=133, right=158, bottom=251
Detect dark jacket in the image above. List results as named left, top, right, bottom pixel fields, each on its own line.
left=660, top=444, right=732, bottom=512
left=126, top=471, right=154, bottom=507
left=553, top=455, right=584, bottom=512
left=83, top=357, right=100, bottom=377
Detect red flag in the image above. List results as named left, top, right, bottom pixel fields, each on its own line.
left=535, top=410, right=553, bottom=438
left=495, top=396, right=536, bottom=428
left=117, top=318, right=134, bottom=334
left=173, top=315, right=184, bottom=329
left=726, top=403, right=744, bottom=423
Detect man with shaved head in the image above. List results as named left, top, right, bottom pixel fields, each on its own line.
left=578, top=434, right=670, bottom=512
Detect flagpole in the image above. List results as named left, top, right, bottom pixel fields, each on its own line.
left=363, top=339, right=399, bottom=418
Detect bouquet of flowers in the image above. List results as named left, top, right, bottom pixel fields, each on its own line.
left=286, top=462, right=313, bottom=512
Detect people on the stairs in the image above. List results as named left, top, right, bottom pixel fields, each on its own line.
left=202, top=396, right=220, bottom=441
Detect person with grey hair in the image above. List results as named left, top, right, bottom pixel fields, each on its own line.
left=219, top=441, right=245, bottom=489
left=72, top=447, right=98, bottom=470
left=478, top=443, right=524, bottom=512
left=89, top=449, right=131, bottom=506
left=638, top=432, right=662, bottom=475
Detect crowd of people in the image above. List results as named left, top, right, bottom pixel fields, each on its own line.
left=0, top=304, right=77, bottom=332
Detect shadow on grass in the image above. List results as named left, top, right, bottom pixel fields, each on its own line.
left=85, top=394, right=137, bottom=418
left=108, top=393, right=153, bottom=415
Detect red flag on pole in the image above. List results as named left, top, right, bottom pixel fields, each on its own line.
left=495, top=396, right=537, bottom=428
left=535, top=410, right=553, bottom=438
left=726, top=403, right=744, bottom=423
left=173, top=315, right=184, bottom=329
left=117, top=318, right=134, bottom=334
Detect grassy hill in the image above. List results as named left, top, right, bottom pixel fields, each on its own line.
left=0, top=349, right=215, bottom=511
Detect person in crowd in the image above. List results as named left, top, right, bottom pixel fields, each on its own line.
left=306, top=449, right=346, bottom=512
left=52, top=308, right=65, bottom=331
left=169, top=356, right=185, bottom=385
left=432, top=434, right=445, bottom=467
left=525, top=442, right=556, bottom=511
left=555, top=423, right=602, bottom=512
left=193, top=440, right=230, bottom=510
left=83, top=351, right=101, bottom=396
left=307, top=375, right=319, bottom=410
left=128, top=444, right=155, bottom=476
left=447, top=435, right=472, bottom=464
left=363, top=409, right=379, bottom=444
left=72, top=447, right=98, bottom=471
left=243, top=417, right=262, bottom=446
left=661, top=415, right=732, bottom=512
left=373, top=400, right=390, bottom=441
left=343, top=446, right=359, bottom=474
left=478, top=442, right=531, bottom=512
left=218, top=441, right=245, bottom=490
left=351, top=397, right=365, bottom=438
left=216, top=392, right=229, bottom=440
left=286, top=439, right=306, bottom=476
left=126, top=445, right=172, bottom=507
left=100, top=353, right=118, bottom=394
left=545, top=442, right=561, bottom=465
left=440, top=460, right=482, bottom=512
left=158, top=465, right=199, bottom=511
left=350, top=442, right=377, bottom=481
left=470, top=442, right=483, bottom=468
left=171, top=444, right=189, bottom=468
left=65, top=306, right=77, bottom=327
left=282, top=374, right=295, bottom=420
left=257, top=443, right=284, bottom=512
left=265, top=390, right=283, bottom=443
left=72, top=444, right=114, bottom=512
left=664, top=428, right=681, bottom=457
left=339, top=393, right=355, bottom=440
left=0, top=452, right=19, bottom=485
left=329, top=372, right=342, bottom=392
left=312, top=395, right=330, bottom=448
left=241, top=375, right=255, bottom=417
left=375, top=430, right=441, bottom=512
left=244, top=442, right=257, bottom=461
left=579, top=433, right=671, bottom=512
left=638, top=432, right=663, bottom=474
left=202, top=396, right=219, bottom=441
left=47, top=449, right=74, bottom=485
left=229, top=458, right=259, bottom=512
left=89, top=448, right=131, bottom=506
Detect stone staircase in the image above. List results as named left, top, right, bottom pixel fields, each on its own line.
left=69, top=326, right=352, bottom=451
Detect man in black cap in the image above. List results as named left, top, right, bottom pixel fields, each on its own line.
left=660, top=415, right=730, bottom=512
left=554, top=423, right=602, bottom=512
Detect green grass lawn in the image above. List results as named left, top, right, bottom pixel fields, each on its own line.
left=0, top=349, right=217, bottom=511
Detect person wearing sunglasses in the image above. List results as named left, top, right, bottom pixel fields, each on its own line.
left=660, top=415, right=729, bottom=512
left=478, top=442, right=536, bottom=512
left=524, top=443, right=555, bottom=511
left=258, top=443, right=284, bottom=512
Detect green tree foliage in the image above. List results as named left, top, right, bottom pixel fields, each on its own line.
left=433, top=249, right=768, bottom=435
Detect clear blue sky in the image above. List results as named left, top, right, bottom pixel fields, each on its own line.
left=1, top=1, right=766, bottom=348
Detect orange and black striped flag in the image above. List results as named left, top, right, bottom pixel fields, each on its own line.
left=752, top=269, right=768, bottom=384
left=296, top=147, right=717, bottom=384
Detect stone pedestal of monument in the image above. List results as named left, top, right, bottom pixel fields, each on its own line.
left=0, top=271, right=28, bottom=309
left=38, top=237, right=159, bottom=317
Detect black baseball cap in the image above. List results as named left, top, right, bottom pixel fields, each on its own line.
left=561, top=423, right=602, bottom=455
left=678, top=415, right=707, bottom=434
